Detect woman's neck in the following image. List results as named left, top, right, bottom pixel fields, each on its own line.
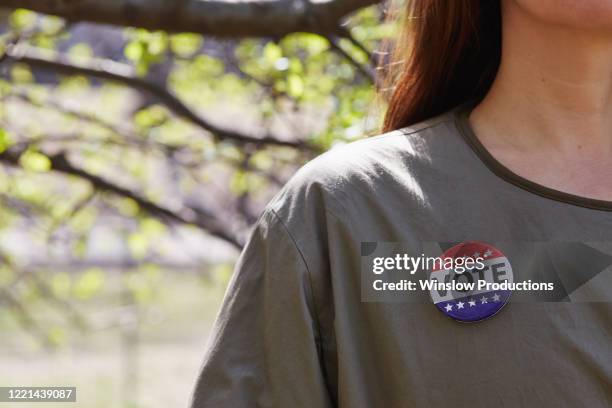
left=469, top=0, right=612, bottom=200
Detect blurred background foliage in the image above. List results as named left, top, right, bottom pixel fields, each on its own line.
left=0, top=2, right=393, bottom=407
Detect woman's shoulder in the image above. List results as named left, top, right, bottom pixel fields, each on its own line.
left=267, top=108, right=461, bottom=220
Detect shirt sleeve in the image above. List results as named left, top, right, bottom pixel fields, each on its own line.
left=189, top=209, right=333, bottom=408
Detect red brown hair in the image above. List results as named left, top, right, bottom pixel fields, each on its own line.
left=382, top=0, right=502, bottom=132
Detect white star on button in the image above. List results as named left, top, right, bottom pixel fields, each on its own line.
left=484, top=249, right=493, bottom=258
left=468, top=299, right=476, bottom=307
left=456, top=301, right=465, bottom=309
left=492, top=293, right=501, bottom=302
left=444, top=303, right=453, bottom=312
left=480, top=296, right=488, bottom=304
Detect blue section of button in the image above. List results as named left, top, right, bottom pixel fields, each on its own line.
left=436, top=290, right=511, bottom=322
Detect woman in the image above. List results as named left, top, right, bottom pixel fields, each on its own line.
left=191, top=0, right=612, bottom=406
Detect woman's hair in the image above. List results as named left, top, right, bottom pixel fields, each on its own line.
left=382, top=0, right=502, bottom=132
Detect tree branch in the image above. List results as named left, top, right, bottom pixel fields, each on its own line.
left=0, top=287, right=56, bottom=349
left=0, top=0, right=379, bottom=38
left=336, top=26, right=375, bottom=66
left=327, top=36, right=375, bottom=83
left=4, top=44, right=315, bottom=150
left=0, top=148, right=243, bottom=248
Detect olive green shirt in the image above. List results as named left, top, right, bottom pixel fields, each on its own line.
left=190, top=102, right=612, bottom=407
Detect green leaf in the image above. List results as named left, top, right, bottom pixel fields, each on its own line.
left=0, top=266, right=14, bottom=286
left=133, top=105, right=168, bottom=129
left=11, top=64, right=33, bottom=83
left=117, top=198, right=140, bottom=217
left=146, top=32, right=168, bottom=56
left=10, top=9, right=37, bottom=31
left=140, top=218, right=165, bottom=236
left=125, top=272, right=154, bottom=303
left=170, top=33, right=203, bottom=57
left=19, top=150, right=52, bottom=172
left=124, top=41, right=144, bottom=62
left=73, top=268, right=105, bottom=300
left=230, top=170, right=249, bottom=194
left=263, top=42, right=282, bottom=64
left=128, top=232, right=149, bottom=259
left=47, top=327, right=66, bottom=347
left=193, top=54, right=225, bottom=77
left=68, top=43, right=93, bottom=60
left=0, top=129, right=14, bottom=153
left=287, top=74, right=304, bottom=98
left=40, top=15, right=64, bottom=34
left=51, top=272, right=71, bottom=298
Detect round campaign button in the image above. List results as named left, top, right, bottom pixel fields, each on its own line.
left=428, top=241, right=513, bottom=323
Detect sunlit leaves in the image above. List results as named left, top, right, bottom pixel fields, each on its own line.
left=0, top=3, right=390, bottom=348
left=124, top=41, right=143, bottom=61
left=9, top=10, right=67, bottom=50
left=179, top=56, right=244, bottom=108
left=10, top=9, right=37, bottom=32
left=193, top=54, right=225, bottom=77
left=128, top=218, right=166, bottom=260
left=169, top=33, right=203, bottom=58
left=47, top=326, right=66, bottom=346
left=68, top=42, right=94, bottom=61
left=19, top=150, right=51, bottom=172
left=11, top=64, right=34, bottom=83
left=57, top=75, right=90, bottom=91
left=133, top=105, right=169, bottom=130
left=68, top=206, right=97, bottom=234
left=116, top=198, right=140, bottom=217
left=51, top=272, right=72, bottom=298
left=286, top=74, right=304, bottom=98
left=128, top=232, right=149, bottom=259
left=140, top=217, right=165, bottom=236
left=263, top=42, right=283, bottom=65
left=0, top=129, right=14, bottom=153
left=73, top=268, right=106, bottom=299
left=124, top=270, right=155, bottom=303
left=39, top=15, right=65, bottom=35
left=349, top=6, right=397, bottom=44
left=124, top=29, right=169, bottom=75
left=230, top=170, right=249, bottom=195
left=229, top=27, right=379, bottom=148
left=0, top=266, right=13, bottom=286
